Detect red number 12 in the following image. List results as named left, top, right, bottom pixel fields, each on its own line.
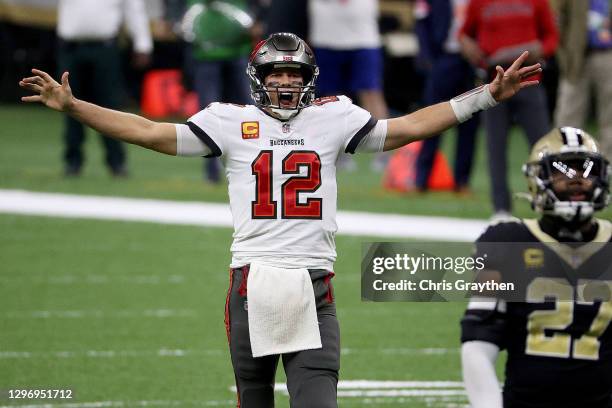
left=251, top=150, right=322, bottom=219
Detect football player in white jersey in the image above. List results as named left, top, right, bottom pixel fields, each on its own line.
left=20, top=32, right=542, bottom=408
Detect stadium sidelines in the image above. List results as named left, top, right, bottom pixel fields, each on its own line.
left=0, top=189, right=488, bottom=241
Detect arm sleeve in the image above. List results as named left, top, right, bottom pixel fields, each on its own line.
left=342, top=99, right=378, bottom=154
left=123, top=0, right=154, bottom=53
left=536, top=0, right=559, bottom=57
left=354, top=120, right=387, bottom=153
left=461, top=341, right=503, bottom=408
left=181, top=104, right=224, bottom=158
left=175, top=124, right=213, bottom=157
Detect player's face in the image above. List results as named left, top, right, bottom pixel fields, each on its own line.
left=264, top=68, right=304, bottom=109
left=550, top=156, right=598, bottom=201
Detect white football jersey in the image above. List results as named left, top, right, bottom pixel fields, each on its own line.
left=179, top=96, right=375, bottom=269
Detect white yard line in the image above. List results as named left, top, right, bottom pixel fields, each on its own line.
left=0, top=189, right=488, bottom=241
left=3, top=309, right=198, bottom=319
left=231, top=380, right=465, bottom=393
left=341, top=347, right=458, bottom=356
left=0, top=348, right=455, bottom=360
left=0, top=274, right=186, bottom=285
left=337, top=390, right=466, bottom=397
left=0, top=348, right=224, bottom=359
left=230, top=380, right=466, bottom=399
left=334, top=380, right=465, bottom=389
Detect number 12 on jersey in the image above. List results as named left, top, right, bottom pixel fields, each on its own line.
left=251, top=150, right=322, bottom=219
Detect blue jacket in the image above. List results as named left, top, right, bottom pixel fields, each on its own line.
left=414, top=0, right=453, bottom=66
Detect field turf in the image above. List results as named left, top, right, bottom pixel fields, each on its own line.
left=1, top=214, right=476, bottom=407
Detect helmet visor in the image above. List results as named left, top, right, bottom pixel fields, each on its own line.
left=540, top=153, right=608, bottom=203
left=545, top=154, right=605, bottom=180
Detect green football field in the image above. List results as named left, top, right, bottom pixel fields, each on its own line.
left=1, top=215, right=471, bottom=407
left=0, top=105, right=608, bottom=407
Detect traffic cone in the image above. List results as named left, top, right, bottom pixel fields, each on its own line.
left=383, top=141, right=455, bottom=192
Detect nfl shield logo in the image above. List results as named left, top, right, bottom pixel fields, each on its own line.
left=282, top=123, right=291, bottom=133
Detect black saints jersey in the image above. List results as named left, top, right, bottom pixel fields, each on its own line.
left=461, top=218, right=612, bottom=408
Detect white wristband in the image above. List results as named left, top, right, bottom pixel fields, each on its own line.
left=450, top=84, right=498, bottom=123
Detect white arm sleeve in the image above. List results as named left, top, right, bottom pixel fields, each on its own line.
left=175, top=124, right=212, bottom=157
left=461, top=340, right=503, bottom=408
left=354, top=119, right=388, bottom=153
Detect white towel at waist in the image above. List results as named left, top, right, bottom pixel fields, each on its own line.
left=247, top=261, right=322, bottom=358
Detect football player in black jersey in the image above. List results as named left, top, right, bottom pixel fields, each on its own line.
left=461, top=127, right=612, bottom=408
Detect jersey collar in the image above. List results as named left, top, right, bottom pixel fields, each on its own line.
left=523, top=218, right=611, bottom=268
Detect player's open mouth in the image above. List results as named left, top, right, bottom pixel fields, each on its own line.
left=279, top=91, right=296, bottom=107
left=569, top=193, right=587, bottom=201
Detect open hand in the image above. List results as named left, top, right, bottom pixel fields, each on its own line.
left=488, top=51, right=542, bottom=102
left=19, top=69, right=75, bottom=112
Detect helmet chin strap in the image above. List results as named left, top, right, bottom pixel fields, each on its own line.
left=550, top=201, right=594, bottom=222
left=262, top=86, right=303, bottom=121
left=269, top=107, right=300, bottom=121
left=541, top=202, right=594, bottom=240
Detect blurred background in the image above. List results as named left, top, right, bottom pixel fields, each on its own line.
left=1, top=0, right=578, bottom=217
left=1, top=1, right=610, bottom=407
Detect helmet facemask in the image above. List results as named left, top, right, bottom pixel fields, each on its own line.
left=248, top=63, right=318, bottom=120
left=524, top=151, right=610, bottom=223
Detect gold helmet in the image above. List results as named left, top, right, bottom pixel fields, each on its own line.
left=523, top=127, right=610, bottom=221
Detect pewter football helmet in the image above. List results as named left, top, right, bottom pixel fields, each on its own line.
left=247, top=33, right=319, bottom=120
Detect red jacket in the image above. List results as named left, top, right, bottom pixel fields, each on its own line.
left=460, top=0, right=558, bottom=69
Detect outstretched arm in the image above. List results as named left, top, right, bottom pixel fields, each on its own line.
left=19, top=69, right=177, bottom=155
left=383, top=51, right=541, bottom=151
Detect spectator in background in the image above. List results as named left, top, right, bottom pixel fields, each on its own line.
left=414, top=0, right=479, bottom=193
left=308, top=0, right=387, bottom=118
left=254, top=0, right=309, bottom=40
left=459, top=0, right=558, bottom=219
left=183, top=0, right=255, bottom=183
left=57, top=0, right=152, bottom=177
left=553, top=0, right=612, bottom=160
left=308, top=0, right=389, bottom=171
